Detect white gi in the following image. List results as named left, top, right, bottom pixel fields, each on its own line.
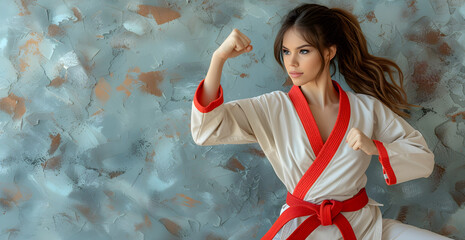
left=191, top=79, right=450, bottom=240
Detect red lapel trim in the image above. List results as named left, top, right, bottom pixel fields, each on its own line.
left=288, top=86, right=325, bottom=156
left=289, top=80, right=351, bottom=199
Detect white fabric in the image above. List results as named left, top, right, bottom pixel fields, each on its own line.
left=191, top=87, right=446, bottom=239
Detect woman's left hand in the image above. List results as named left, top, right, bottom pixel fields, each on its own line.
left=346, top=128, right=378, bottom=155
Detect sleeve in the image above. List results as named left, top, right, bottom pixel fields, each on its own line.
left=191, top=79, right=272, bottom=147
left=372, top=101, right=434, bottom=186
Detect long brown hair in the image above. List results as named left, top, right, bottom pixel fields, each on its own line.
left=274, top=4, right=416, bottom=118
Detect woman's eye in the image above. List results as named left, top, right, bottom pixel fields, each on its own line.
left=300, top=49, right=309, bottom=54
left=282, top=49, right=290, bottom=55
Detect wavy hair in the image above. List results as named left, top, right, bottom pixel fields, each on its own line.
left=274, top=4, right=416, bottom=118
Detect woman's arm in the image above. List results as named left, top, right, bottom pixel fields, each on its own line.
left=200, top=29, right=252, bottom=106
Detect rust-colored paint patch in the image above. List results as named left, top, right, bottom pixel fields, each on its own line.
left=17, top=0, right=36, bottom=16
left=240, top=73, right=248, bottom=78
left=224, top=157, right=245, bottom=172
left=0, top=94, right=26, bottom=120
left=159, top=218, right=182, bottom=237
left=407, top=29, right=442, bottom=45
left=108, top=171, right=125, bottom=179
left=41, top=156, right=62, bottom=170
left=104, top=190, right=114, bottom=198
left=116, top=67, right=140, bottom=97
left=135, top=214, right=152, bottom=231
left=18, top=32, right=43, bottom=72
left=430, top=164, right=445, bottom=190
left=408, top=0, right=417, bottom=12
left=0, top=186, right=27, bottom=210
left=440, top=225, right=458, bottom=236
left=146, top=151, right=156, bottom=162
left=75, top=205, right=98, bottom=223
left=247, top=148, right=266, bottom=158
left=95, top=77, right=112, bottom=103
left=439, top=42, right=452, bottom=56
left=396, top=206, right=409, bottom=222
left=49, top=76, right=65, bottom=87
left=206, top=233, right=225, bottom=240
left=366, top=11, right=377, bottom=23
left=138, top=71, right=164, bottom=96
left=137, top=5, right=181, bottom=25
left=402, top=0, right=418, bottom=17
left=91, top=108, right=104, bottom=117
left=49, top=133, right=61, bottom=155
left=447, top=111, right=465, bottom=122
left=176, top=194, right=202, bottom=208
left=48, top=24, right=64, bottom=37
left=72, top=7, right=82, bottom=22
left=412, top=61, right=441, bottom=95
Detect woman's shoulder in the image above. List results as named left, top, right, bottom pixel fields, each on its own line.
left=347, top=91, right=386, bottom=107
left=347, top=91, right=397, bottom=120
left=233, top=90, right=292, bottom=111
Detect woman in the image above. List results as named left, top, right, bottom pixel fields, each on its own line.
left=191, top=4, right=450, bottom=240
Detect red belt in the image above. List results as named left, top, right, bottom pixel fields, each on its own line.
left=261, top=188, right=368, bottom=240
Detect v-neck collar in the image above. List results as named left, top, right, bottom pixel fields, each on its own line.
left=288, top=80, right=351, bottom=198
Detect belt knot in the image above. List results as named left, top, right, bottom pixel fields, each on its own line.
left=319, top=199, right=343, bottom=226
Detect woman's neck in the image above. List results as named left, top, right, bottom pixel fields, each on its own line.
left=299, top=73, right=339, bottom=109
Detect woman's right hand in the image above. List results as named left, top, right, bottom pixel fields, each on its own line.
left=214, top=29, right=253, bottom=61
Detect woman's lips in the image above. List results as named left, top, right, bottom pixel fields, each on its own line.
left=289, top=72, right=303, bottom=78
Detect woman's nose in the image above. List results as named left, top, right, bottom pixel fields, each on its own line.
left=289, top=55, right=299, bottom=67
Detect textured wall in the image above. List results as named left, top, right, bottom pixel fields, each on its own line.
left=0, top=0, right=464, bottom=239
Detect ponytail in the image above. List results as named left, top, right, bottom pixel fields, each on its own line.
left=331, top=8, right=416, bottom=118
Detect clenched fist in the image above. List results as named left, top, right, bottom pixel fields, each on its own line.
left=346, top=128, right=378, bottom=155
left=214, top=29, right=253, bottom=61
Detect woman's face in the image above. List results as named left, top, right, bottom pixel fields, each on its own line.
left=282, top=27, right=324, bottom=86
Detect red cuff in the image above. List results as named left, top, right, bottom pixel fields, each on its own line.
left=373, top=140, right=397, bottom=185
left=193, top=79, right=224, bottom=113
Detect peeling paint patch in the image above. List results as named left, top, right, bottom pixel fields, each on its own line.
left=41, top=156, right=62, bottom=170
left=16, top=0, right=36, bottom=16
left=18, top=32, right=43, bottom=72
left=447, top=111, right=465, bottom=122
left=0, top=93, right=26, bottom=120
left=49, top=133, right=61, bottom=155
left=439, top=42, right=452, bottom=56
left=366, top=11, right=377, bottom=23
left=48, top=24, right=64, bottom=37
left=72, top=7, right=82, bottom=22
left=75, top=205, right=98, bottom=223
left=137, top=5, right=181, bottom=25
left=224, top=157, right=245, bottom=172
left=0, top=186, right=28, bottom=210
left=49, top=76, right=65, bottom=87
left=412, top=61, right=441, bottom=96
left=108, top=171, right=125, bottom=179
left=135, top=214, right=152, bottom=231
left=159, top=218, right=182, bottom=237
left=117, top=67, right=164, bottom=97
left=95, top=77, right=112, bottom=103
left=247, top=148, right=265, bottom=158
left=138, top=71, right=164, bottom=96
left=145, top=151, right=156, bottom=162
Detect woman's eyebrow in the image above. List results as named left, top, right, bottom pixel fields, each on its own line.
left=282, top=44, right=312, bottom=49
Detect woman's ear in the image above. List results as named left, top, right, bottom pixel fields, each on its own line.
left=328, top=45, right=337, bottom=60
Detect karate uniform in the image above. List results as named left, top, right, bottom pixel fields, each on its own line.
left=191, top=79, right=450, bottom=240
